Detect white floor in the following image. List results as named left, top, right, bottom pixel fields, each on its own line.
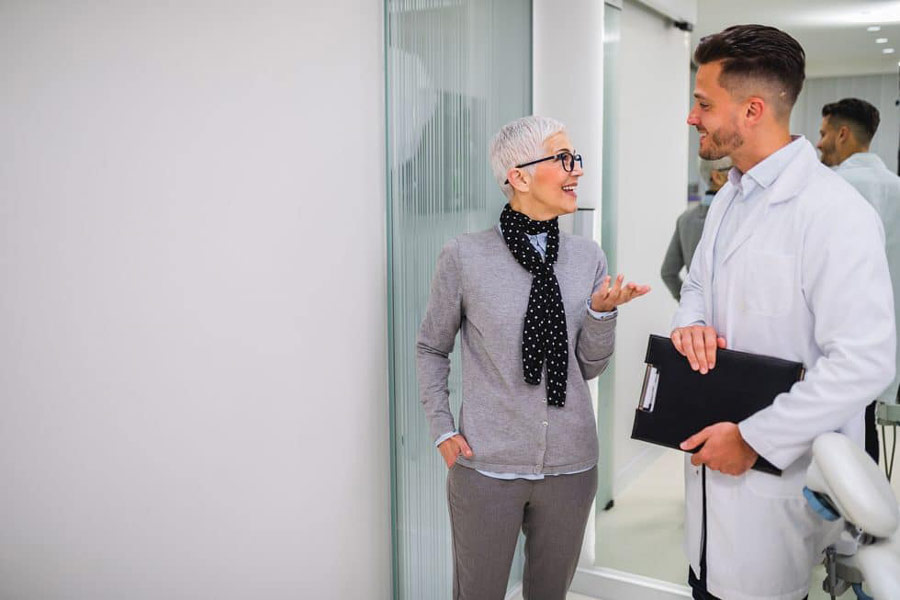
left=595, top=448, right=687, bottom=584
left=509, top=591, right=595, bottom=600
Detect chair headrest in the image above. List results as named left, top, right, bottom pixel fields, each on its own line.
left=805, top=432, right=899, bottom=538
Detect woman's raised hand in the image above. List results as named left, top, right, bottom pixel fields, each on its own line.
left=590, top=274, right=651, bottom=312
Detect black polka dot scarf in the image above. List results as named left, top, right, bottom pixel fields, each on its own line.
left=499, top=203, right=569, bottom=407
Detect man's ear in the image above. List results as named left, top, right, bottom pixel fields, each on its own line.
left=837, top=125, right=851, bottom=145
left=711, top=169, right=728, bottom=188
left=744, top=97, right=766, bottom=126
left=507, top=167, right=529, bottom=193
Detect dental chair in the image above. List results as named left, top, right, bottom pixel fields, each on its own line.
left=804, top=432, right=900, bottom=599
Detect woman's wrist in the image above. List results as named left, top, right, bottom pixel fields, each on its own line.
left=591, top=301, right=616, bottom=312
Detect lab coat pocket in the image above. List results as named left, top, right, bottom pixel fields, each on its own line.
left=745, top=459, right=806, bottom=499
left=741, top=251, right=796, bottom=317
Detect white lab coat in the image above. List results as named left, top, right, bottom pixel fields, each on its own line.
left=835, top=152, right=900, bottom=403
left=673, top=139, right=896, bottom=600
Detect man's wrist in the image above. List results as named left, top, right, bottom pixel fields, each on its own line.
left=735, top=423, right=759, bottom=464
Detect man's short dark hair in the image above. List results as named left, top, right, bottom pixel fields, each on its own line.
left=694, top=25, right=806, bottom=116
left=822, top=98, right=880, bottom=144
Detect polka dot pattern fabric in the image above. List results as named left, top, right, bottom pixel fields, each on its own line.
left=499, top=203, right=569, bottom=408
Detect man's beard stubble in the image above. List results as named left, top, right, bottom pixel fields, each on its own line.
left=819, top=142, right=837, bottom=167
left=699, top=127, right=744, bottom=161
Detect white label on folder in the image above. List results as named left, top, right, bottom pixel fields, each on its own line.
left=640, top=366, right=659, bottom=412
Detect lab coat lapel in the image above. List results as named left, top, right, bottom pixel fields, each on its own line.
left=718, top=141, right=817, bottom=266
left=699, top=183, right=737, bottom=319
left=718, top=191, right=769, bottom=265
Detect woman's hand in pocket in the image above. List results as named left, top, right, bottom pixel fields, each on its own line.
left=438, top=434, right=474, bottom=468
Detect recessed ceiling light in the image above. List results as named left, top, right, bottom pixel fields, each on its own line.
left=877, top=37, right=889, bottom=43
left=868, top=25, right=882, bottom=32
left=884, top=48, right=896, bottom=54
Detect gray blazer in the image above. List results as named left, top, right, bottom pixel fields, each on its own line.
left=416, top=227, right=616, bottom=474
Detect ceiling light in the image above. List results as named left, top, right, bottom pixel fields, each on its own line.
left=803, top=3, right=900, bottom=26
left=884, top=48, right=896, bottom=54
left=869, top=25, right=882, bottom=31
left=877, top=37, right=889, bottom=43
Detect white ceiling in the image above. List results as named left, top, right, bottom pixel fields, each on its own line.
left=695, top=0, right=900, bottom=78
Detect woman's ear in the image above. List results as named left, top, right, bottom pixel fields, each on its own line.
left=710, top=169, right=728, bottom=188
left=507, top=167, right=529, bottom=193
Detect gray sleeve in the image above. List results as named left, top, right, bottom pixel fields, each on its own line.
left=575, top=243, right=617, bottom=380
left=660, top=224, right=684, bottom=301
left=416, top=239, right=462, bottom=442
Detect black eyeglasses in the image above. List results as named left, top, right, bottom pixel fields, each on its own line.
left=504, top=151, right=583, bottom=184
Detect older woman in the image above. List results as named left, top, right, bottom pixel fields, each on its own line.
left=417, top=115, right=649, bottom=600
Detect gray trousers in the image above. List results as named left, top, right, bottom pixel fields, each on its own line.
left=446, top=464, right=597, bottom=600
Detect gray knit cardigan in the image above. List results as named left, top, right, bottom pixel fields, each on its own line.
left=416, top=226, right=616, bottom=474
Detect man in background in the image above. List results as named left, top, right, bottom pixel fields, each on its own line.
left=818, top=97, right=900, bottom=461
left=661, top=157, right=732, bottom=300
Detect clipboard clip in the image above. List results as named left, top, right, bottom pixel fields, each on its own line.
left=638, top=364, right=660, bottom=412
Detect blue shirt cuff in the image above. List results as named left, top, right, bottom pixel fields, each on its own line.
left=435, top=430, right=458, bottom=447
left=586, top=299, right=617, bottom=320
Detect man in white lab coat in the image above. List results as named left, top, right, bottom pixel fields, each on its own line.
left=817, top=98, right=900, bottom=460
left=673, top=25, right=896, bottom=600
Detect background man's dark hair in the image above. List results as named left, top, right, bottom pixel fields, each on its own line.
left=822, top=98, right=881, bottom=145
left=694, top=25, right=806, bottom=117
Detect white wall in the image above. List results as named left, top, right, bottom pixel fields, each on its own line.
left=533, top=0, right=605, bottom=215
left=611, top=0, right=691, bottom=494
left=0, top=2, right=390, bottom=599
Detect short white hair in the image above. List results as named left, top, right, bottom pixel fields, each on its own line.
left=698, top=156, right=733, bottom=184
left=490, top=115, right=566, bottom=200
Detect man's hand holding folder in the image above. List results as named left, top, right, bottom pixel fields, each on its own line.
left=631, top=333, right=805, bottom=476
left=670, top=324, right=726, bottom=375
left=679, top=422, right=759, bottom=476
left=671, top=324, right=759, bottom=476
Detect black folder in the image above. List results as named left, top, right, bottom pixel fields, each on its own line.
left=630, top=334, right=806, bottom=476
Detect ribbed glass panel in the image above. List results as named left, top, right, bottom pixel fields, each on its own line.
left=385, top=1, right=532, bottom=598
